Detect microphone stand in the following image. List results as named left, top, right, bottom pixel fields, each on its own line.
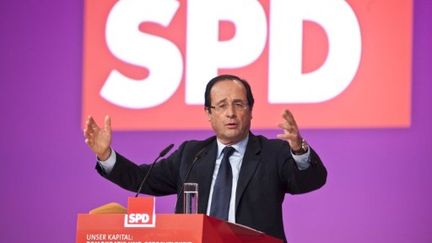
left=135, top=144, right=174, bottom=197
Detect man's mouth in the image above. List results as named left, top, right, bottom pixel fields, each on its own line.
left=225, top=122, right=238, bottom=128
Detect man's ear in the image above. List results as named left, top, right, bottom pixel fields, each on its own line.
left=205, top=108, right=211, bottom=121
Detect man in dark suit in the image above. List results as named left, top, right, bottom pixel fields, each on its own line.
left=84, top=74, right=327, bottom=242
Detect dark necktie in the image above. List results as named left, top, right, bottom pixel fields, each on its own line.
left=210, top=146, right=235, bottom=221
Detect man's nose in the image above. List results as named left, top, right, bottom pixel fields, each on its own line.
left=225, top=104, right=237, bottom=117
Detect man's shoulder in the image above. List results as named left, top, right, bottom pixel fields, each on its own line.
left=246, top=133, right=290, bottom=155
left=183, top=136, right=216, bottom=146
left=250, top=133, right=288, bottom=147
left=177, top=136, right=217, bottom=153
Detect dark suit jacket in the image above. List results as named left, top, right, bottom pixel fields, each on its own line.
left=97, top=133, right=327, bottom=242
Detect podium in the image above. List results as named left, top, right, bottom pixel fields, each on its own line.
left=76, top=198, right=282, bottom=243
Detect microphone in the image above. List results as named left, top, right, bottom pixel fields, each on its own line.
left=135, top=144, right=174, bottom=197
left=176, top=146, right=209, bottom=211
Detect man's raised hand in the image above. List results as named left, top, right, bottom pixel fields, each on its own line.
left=83, top=115, right=112, bottom=161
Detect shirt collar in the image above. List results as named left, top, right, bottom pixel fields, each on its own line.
left=216, top=135, right=249, bottom=159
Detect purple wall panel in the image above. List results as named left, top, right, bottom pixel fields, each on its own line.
left=0, top=0, right=431, bottom=242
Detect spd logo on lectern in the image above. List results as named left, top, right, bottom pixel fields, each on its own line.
left=124, top=197, right=156, bottom=228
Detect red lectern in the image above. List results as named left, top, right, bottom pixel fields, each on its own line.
left=76, top=198, right=282, bottom=243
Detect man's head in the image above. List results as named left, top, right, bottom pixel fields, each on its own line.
left=204, top=75, right=254, bottom=145
left=204, top=75, right=254, bottom=111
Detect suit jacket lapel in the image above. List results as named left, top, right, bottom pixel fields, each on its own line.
left=196, top=140, right=217, bottom=213
left=235, top=134, right=261, bottom=209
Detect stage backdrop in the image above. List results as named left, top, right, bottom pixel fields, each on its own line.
left=0, top=0, right=431, bottom=243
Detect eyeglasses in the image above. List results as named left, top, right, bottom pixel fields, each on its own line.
left=209, top=101, right=249, bottom=113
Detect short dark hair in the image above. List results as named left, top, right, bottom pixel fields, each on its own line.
left=204, top=74, right=254, bottom=112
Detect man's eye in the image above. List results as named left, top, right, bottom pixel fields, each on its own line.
left=218, top=104, right=227, bottom=109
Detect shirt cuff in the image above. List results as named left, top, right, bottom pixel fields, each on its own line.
left=291, top=148, right=311, bottom=170
left=97, top=148, right=117, bottom=174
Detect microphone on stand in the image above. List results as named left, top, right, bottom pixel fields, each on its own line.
left=135, top=144, right=174, bottom=197
left=176, top=146, right=209, bottom=210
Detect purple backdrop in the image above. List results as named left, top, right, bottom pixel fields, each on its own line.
left=1, top=1, right=431, bottom=242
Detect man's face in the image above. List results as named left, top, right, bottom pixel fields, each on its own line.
left=206, top=79, right=252, bottom=145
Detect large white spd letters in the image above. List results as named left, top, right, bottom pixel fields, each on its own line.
left=101, top=0, right=361, bottom=108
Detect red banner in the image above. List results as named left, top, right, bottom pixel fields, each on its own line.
left=82, top=0, right=412, bottom=129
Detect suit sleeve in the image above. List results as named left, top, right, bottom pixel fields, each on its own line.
left=279, top=144, right=327, bottom=194
left=95, top=143, right=187, bottom=196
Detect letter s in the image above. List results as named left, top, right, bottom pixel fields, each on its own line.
left=128, top=214, right=136, bottom=223
left=101, top=0, right=182, bottom=108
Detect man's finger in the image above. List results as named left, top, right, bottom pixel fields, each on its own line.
left=283, top=109, right=298, bottom=128
left=276, top=133, right=297, bottom=141
left=282, top=112, right=293, bottom=127
left=87, top=115, right=95, bottom=124
left=88, top=117, right=100, bottom=131
left=278, top=123, right=290, bottom=130
left=104, top=115, right=111, bottom=131
left=278, top=122, right=297, bottom=134
left=83, top=128, right=89, bottom=137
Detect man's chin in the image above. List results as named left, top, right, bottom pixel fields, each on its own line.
left=221, top=131, right=247, bottom=144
